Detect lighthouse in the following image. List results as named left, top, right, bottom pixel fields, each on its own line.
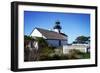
left=53, top=20, right=62, bottom=33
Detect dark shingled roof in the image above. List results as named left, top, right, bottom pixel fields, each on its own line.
left=36, top=28, right=67, bottom=40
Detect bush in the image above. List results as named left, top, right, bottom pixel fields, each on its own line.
left=50, top=54, right=61, bottom=60
left=66, top=49, right=83, bottom=59
left=24, top=35, right=33, bottom=40
left=60, top=55, right=68, bottom=59
left=80, top=52, right=90, bottom=59
left=35, top=37, right=48, bottom=48
left=39, top=54, right=68, bottom=61
left=39, top=55, right=50, bottom=61
left=39, top=47, right=54, bottom=55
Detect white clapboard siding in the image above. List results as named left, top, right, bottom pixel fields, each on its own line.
left=63, top=44, right=88, bottom=54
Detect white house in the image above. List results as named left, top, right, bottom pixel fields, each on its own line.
left=30, top=21, right=68, bottom=47
left=63, top=44, right=89, bottom=54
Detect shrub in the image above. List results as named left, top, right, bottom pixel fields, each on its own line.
left=50, top=54, right=61, bottom=60
left=35, top=37, right=48, bottom=48
left=67, top=49, right=83, bottom=59
left=60, top=54, right=68, bottom=59
left=24, top=35, right=33, bottom=40
left=80, top=52, right=90, bottom=59
left=38, top=47, right=55, bottom=60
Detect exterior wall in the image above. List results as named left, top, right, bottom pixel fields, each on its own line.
left=46, top=40, right=67, bottom=47
left=46, top=40, right=59, bottom=47
left=61, top=40, right=67, bottom=45
left=30, top=29, right=46, bottom=38
left=72, top=43, right=89, bottom=47
left=63, top=44, right=87, bottom=54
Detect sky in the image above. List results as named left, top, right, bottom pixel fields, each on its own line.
left=24, top=11, right=90, bottom=43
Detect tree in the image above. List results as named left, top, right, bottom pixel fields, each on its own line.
left=73, top=36, right=90, bottom=44
left=24, top=35, right=33, bottom=40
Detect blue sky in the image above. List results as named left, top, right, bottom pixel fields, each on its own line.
left=24, top=11, right=90, bottom=43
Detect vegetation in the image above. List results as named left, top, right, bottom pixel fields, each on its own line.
left=73, top=36, right=90, bottom=44
left=80, top=52, right=90, bottom=59
left=38, top=47, right=55, bottom=60
left=24, top=35, right=34, bottom=61
left=34, top=37, right=55, bottom=61
left=39, top=54, right=68, bottom=61
left=24, top=35, right=33, bottom=40
left=35, top=37, right=48, bottom=48
left=66, top=49, right=90, bottom=59
left=24, top=36, right=90, bottom=61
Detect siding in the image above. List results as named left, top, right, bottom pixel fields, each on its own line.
left=63, top=44, right=87, bottom=54
left=46, top=40, right=67, bottom=47
left=61, top=40, right=67, bottom=45
left=46, top=40, right=59, bottom=47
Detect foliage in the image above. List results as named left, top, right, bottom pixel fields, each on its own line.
left=66, top=49, right=83, bottom=59
left=24, top=35, right=33, bottom=40
left=39, top=47, right=54, bottom=56
left=80, top=52, right=90, bottom=59
left=49, top=54, right=61, bottom=60
left=73, top=36, right=90, bottom=44
left=24, top=36, right=90, bottom=61
left=35, top=38, right=55, bottom=60
left=39, top=55, right=51, bottom=61
left=56, top=54, right=68, bottom=60
left=39, top=54, right=68, bottom=61
left=35, top=37, right=48, bottom=48
left=66, top=49, right=90, bottom=59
